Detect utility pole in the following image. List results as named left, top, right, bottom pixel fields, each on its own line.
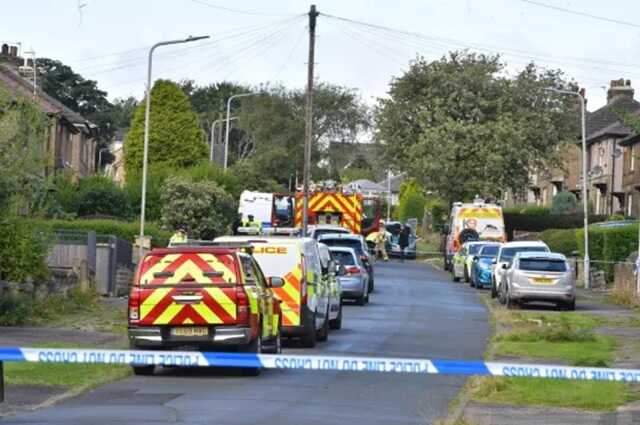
left=302, top=4, right=319, bottom=236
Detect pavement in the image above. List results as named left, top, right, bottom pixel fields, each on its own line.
left=0, top=260, right=490, bottom=425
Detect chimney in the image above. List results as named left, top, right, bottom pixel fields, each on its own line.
left=8, top=45, right=17, bottom=58
left=1, top=44, right=8, bottom=56
left=607, top=79, right=634, bottom=104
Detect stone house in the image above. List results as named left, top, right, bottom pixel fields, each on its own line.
left=0, top=44, right=97, bottom=180
left=620, top=133, right=640, bottom=216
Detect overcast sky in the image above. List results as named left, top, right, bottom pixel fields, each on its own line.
left=4, top=0, right=640, bottom=110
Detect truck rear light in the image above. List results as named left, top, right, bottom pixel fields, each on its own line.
left=128, top=288, right=140, bottom=323
left=346, top=265, right=361, bottom=275
left=236, top=286, right=249, bottom=325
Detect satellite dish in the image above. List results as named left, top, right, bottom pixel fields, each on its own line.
left=590, top=166, right=603, bottom=176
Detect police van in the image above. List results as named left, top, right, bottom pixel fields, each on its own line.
left=215, top=235, right=331, bottom=347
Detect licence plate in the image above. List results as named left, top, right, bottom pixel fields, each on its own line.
left=532, top=277, right=555, bottom=285
left=171, top=327, right=208, bottom=337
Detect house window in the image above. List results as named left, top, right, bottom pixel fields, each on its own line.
left=628, top=194, right=633, bottom=217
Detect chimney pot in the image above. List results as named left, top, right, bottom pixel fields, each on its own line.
left=607, top=78, right=634, bottom=104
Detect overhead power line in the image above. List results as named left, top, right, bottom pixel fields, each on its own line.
left=520, top=0, right=640, bottom=29
left=188, top=0, right=294, bottom=17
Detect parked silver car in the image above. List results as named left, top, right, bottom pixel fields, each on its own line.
left=329, top=246, right=370, bottom=306
left=498, top=252, right=575, bottom=310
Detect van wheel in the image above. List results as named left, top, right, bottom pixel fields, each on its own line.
left=300, top=313, right=317, bottom=348
left=490, top=279, right=498, bottom=298
left=132, top=365, right=155, bottom=376
left=317, top=313, right=329, bottom=342
left=329, top=301, right=342, bottom=330
left=243, top=332, right=262, bottom=376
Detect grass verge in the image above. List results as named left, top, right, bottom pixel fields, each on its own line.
left=465, top=297, right=639, bottom=411
left=5, top=343, right=130, bottom=390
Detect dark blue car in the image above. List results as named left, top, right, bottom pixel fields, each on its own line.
left=470, top=244, right=501, bottom=288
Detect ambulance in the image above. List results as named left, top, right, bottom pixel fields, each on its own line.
left=443, top=199, right=506, bottom=271
left=214, top=235, right=331, bottom=347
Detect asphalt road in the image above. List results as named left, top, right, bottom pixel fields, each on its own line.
left=2, top=260, right=489, bottom=425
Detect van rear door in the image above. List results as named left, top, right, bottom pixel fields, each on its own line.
left=135, top=251, right=239, bottom=327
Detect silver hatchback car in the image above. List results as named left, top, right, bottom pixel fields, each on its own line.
left=498, top=252, right=575, bottom=310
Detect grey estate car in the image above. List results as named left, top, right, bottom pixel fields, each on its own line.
left=497, top=251, right=575, bottom=310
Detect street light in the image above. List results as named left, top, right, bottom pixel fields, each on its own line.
left=546, top=87, right=589, bottom=289
left=210, top=117, right=237, bottom=162
left=138, top=35, right=209, bottom=260
left=224, top=92, right=259, bottom=171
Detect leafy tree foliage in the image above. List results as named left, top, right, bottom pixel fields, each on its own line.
left=160, top=176, right=236, bottom=239
left=397, top=180, right=426, bottom=223
left=0, top=86, right=47, bottom=214
left=376, top=52, right=578, bottom=203
left=76, top=176, right=131, bottom=219
left=551, top=191, right=578, bottom=215
left=124, top=80, right=206, bottom=178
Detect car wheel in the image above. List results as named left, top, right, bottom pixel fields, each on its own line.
left=368, top=275, right=375, bottom=293
left=262, top=318, right=282, bottom=354
left=300, top=312, right=317, bottom=348
left=132, top=365, right=155, bottom=376
left=563, top=300, right=576, bottom=311
left=490, top=278, right=498, bottom=298
left=329, top=300, right=343, bottom=330
left=463, top=266, right=470, bottom=283
left=498, top=282, right=507, bottom=305
left=504, top=287, right=515, bottom=310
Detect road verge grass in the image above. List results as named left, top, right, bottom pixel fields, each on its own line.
left=464, top=296, right=639, bottom=411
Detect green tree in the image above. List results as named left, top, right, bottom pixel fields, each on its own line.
left=376, top=52, right=578, bottom=204
left=124, top=80, right=206, bottom=178
left=160, top=176, right=236, bottom=239
left=397, top=180, right=426, bottom=223
left=0, top=86, right=47, bottom=214
left=551, top=191, right=578, bottom=215
left=76, top=176, right=131, bottom=219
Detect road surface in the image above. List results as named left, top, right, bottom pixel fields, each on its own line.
left=2, top=260, right=489, bottom=425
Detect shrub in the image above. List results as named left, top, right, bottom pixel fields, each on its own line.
left=504, top=213, right=607, bottom=240
left=425, top=197, right=447, bottom=233
left=539, top=228, right=577, bottom=256
left=503, top=204, right=550, bottom=216
left=576, top=224, right=638, bottom=281
left=0, top=218, right=50, bottom=282
left=551, top=192, right=578, bottom=215
left=160, top=176, right=237, bottom=240
left=397, top=180, right=426, bottom=223
left=23, top=218, right=171, bottom=248
left=77, top=176, right=131, bottom=219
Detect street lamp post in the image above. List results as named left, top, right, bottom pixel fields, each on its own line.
left=547, top=87, right=590, bottom=289
left=138, top=35, right=209, bottom=261
left=224, top=92, right=258, bottom=171
left=210, top=117, right=237, bottom=162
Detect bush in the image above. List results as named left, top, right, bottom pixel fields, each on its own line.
left=160, top=176, right=237, bottom=240
left=539, top=228, right=577, bottom=256
left=576, top=224, right=638, bottom=281
left=425, top=197, right=447, bottom=233
left=504, top=213, right=607, bottom=240
left=77, top=176, right=131, bottom=219
left=23, top=218, right=171, bottom=248
left=397, top=180, right=426, bottom=223
left=0, top=288, right=99, bottom=326
left=503, top=204, right=550, bottom=216
left=551, top=192, right=578, bottom=215
left=0, top=218, right=50, bottom=282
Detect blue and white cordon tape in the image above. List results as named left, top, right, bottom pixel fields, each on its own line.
left=1, top=347, right=639, bottom=382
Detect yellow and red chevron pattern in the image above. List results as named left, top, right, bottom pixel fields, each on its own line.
left=271, top=264, right=303, bottom=326
left=138, top=253, right=238, bottom=326
left=294, top=192, right=363, bottom=234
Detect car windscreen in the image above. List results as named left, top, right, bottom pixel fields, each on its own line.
left=519, top=258, right=567, bottom=272
left=330, top=250, right=356, bottom=266
left=321, top=239, right=363, bottom=256
left=468, top=244, right=483, bottom=255
left=479, top=245, right=499, bottom=257
left=314, top=229, right=348, bottom=240
left=499, top=246, right=547, bottom=263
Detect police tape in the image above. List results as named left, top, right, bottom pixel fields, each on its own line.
left=1, top=347, right=639, bottom=382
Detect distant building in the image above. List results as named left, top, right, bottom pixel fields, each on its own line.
left=377, top=173, right=406, bottom=206
left=0, top=43, right=97, bottom=181
left=344, top=179, right=386, bottom=198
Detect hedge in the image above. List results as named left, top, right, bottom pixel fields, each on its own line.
left=503, top=205, right=551, bottom=216
left=576, top=224, right=638, bottom=281
left=504, top=213, right=608, bottom=240
left=539, top=228, right=578, bottom=257
left=23, top=218, right=172, bottom=248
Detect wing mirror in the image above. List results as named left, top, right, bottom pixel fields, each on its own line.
left=472, top=256, right=479, bottom=262
left=268, top=277, right=285, bottom=288
left=501, top=263, right=508, bottom=270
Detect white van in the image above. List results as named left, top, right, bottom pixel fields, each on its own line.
left=444, top=199, right=506, bottom=271
left=215, top=236, right=331, bottom=347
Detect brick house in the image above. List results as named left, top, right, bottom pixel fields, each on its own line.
left=619, top=133, right=640, bottom=216
left=520, top=79, right=640, bottom=215
left=0, top=44, right=97, bottom=180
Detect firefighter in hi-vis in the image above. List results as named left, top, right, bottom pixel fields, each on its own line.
left=375, top=221, right=389, bottom=262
